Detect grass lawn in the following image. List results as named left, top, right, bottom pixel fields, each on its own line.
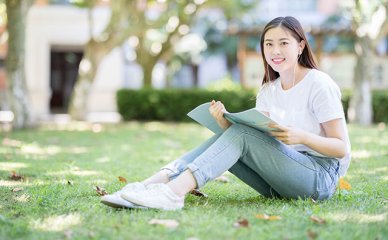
left=0, top=122, right=387, bottom=240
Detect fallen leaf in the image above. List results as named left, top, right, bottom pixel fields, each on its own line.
left=215, top=175, right=229, bottom=183
left=11, top=187, right=23, bottom=192
left=94, top=186, right=108, bottom=196
left=9, top=171, right=24, bottom=181
left=190, top=189, right=208, bottom=198
left=233, top=218, right=250, bottom=228
left=2, top=138, right=22, bottom=147
left=118, top=176, right=127, bottom=183
left=339, top=178, right=351, bottom=190
left=64, top=229, right=73, bottom=239
left=310, top=215, right=326, bottom=225
left=67, top=180, right=74, bottom=185
left=307, top=229, right=318, bottom=240
left=255, top=214, right=282, bottom=220
left=148, top=219, right=179, bottom=229
left=92, top=124, right=102, bottom=133
left=377, top=122, right=385, bottom=131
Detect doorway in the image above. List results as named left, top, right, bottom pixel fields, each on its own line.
left=49, top=50, right=83, bottom=113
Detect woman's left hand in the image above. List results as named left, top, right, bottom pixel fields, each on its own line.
left=269, top=123, right=307, bottom=145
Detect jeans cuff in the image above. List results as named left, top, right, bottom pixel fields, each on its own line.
left=160, top=167, right=180, bottom=181
left=187, top=163, right=206, bottom=188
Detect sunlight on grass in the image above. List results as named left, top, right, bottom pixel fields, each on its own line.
left=43, top=122, right=104, bottom=133
left=353, top=136, right=379, bottom=144
left=352, top=150, right=371, bottom=159
left=0, top=162, right=28, bottom=171
left=96, top=156, right=111, bottom=163
left=46, top=169, right=101, bottom=177
left=20, top=144, right=88, bottom=155
left=21, top=144, right=61, bottom=155
left=0, top=123, right=386, bottom=240
left=353, top=166, right=388, bottom=175
left=328, top=213, right=387, bottom=223
left=352, top=150, right=388, bottom=159
left=144, top=122, right=170, bottom=132
left=31, top=213, right=82, bottom=232
left=2, top=138, right=24, bottom=147
left=14, top=194, right=30, bottom=203
left=88, top=179, right=108, bottom=185
left=0, top=180, right=29, bottom=187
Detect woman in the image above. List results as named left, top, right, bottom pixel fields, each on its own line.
left=101, top=16, right=351, bottom=210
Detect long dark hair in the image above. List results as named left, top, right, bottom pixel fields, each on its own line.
left=260, top=16, right=318, bottom=85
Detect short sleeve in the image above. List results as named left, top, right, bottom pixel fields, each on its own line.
left=312, top=82, right=345, bottom=123
left=255, top=84, right=269, bottom=112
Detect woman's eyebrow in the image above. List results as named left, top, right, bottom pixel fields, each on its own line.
left=264, top=38, right=290, bottom=42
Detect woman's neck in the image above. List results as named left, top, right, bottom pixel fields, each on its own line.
left=279, top=65, right=308, bottom=90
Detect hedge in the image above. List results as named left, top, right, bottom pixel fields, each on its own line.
left=117, top=88, right=255, bottom=122
left=117, top=88, right=388, bottom=123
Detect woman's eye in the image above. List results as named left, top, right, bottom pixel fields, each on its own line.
left=265, top=43, right=272, bottom=46
left=281, top=42, right=288, bottom=45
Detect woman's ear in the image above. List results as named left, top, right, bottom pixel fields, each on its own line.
left=299, top=40, right=306, bottom=54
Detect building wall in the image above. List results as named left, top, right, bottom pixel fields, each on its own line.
left=26, top=5, right=123, bottom=122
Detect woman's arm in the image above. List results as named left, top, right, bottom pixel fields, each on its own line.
left=269, top=118, right=347, bottom=158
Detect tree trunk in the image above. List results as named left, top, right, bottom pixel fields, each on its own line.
left=137, top=48, right=158, bottom=88
left=69, top=0, right=136, bottom=120
left=5, top=0, right=33, bottom=129
left=143, top=63, right=153, bottom=87
left=348, top=36, right=373, bottom=125
left=68, top=41, right=107, bottom=120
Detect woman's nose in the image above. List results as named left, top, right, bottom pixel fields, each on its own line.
left=272, top=46, right=281, bottom=55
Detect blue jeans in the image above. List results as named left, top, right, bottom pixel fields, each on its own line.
left=162, top=124, right=340, bottom=200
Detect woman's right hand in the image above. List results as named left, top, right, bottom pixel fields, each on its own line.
left=209, top=100, right=232, bottom=129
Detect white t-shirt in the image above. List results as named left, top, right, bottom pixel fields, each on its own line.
left=256, top=69, right=351, bottom=176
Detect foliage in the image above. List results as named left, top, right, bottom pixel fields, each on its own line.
left=0, top=123, right=387, bottom=239
left=117, top=88, right=388, bottom=123
left=341, top=90, right=388, bottom=123
left=116, top=87, right=256, bottom=122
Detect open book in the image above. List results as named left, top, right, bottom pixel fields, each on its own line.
left=187, top=102, right=278, bottom=134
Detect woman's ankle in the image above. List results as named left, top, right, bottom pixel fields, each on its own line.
left=141, top=170, right=170, bottom=186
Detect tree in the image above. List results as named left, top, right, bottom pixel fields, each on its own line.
left=69, top=0, right=143, bottom=120
left=346, top=0, right=388, bottom=125
left=69, top=0, right=258, bottom=120
left=4, top=0, right=34, bottom=128
left=69, top=0, right=208, bottom=120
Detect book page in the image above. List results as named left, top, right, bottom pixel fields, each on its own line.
left=224, top=109, right=277, bottom=133
left=187, top=102, right=278, bottom=134
left=187, top=102, right=223, bottom=134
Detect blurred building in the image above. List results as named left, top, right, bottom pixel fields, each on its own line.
left=26, top=1, right=123, bottom=122
left=234, top=0, right=388, bottom=89
left=10, top=0, right=387, bottom=122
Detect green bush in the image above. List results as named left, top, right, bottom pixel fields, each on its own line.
left=117, top=88, right=255, bottom=122
left=372, top=90, right=388, bottom=123
left=117, top=88, right=388, bottom=123
left=341, top=90, right=388, bottom=123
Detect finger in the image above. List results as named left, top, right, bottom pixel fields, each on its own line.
left=273, top=124, right=287, bottom=131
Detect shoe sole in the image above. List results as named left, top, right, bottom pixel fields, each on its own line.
left=101, top=196, right=146, bottom=209
left=121, top=193, right=182, bottom=211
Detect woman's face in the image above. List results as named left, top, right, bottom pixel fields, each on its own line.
left=263, top=26, right=303, bottom=74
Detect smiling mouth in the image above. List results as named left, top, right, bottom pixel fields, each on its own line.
left=272, top=58, right=285, bottom=64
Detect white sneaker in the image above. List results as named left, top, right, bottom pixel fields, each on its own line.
left=121, top=183, right=184, bottom=211
left=101, top=182, right=147, bottom=209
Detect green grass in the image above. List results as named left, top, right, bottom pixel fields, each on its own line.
left=0, top=122, right=387, bottom=240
